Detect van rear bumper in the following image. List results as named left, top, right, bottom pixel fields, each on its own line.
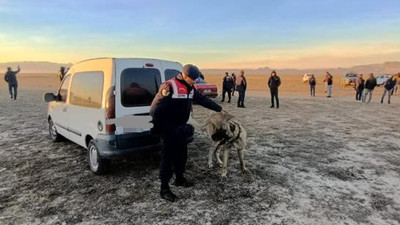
left=95, top=132, right=162, bottom=159
left=95, top=131, right=194, bottom=159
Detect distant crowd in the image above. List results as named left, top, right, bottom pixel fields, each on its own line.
left=305, top=72, right=400, bottom=104
left=3, top=65, right=400, bottom=106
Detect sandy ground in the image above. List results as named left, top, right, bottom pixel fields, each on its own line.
left=0, top=74, right=400, bottom=224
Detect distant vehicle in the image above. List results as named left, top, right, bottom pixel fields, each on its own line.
left=303, top=73, right=314, bottom=83
left=341, top=72, right=358, bottom=87
left=164, top=70, right=218, bottom=98
left=44, top=58, right=193, bottom=175
left=193, top=77, right=218, bottom=98
left=375, top=74, right=392, bottom=86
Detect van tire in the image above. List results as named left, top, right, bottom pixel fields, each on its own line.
left=49, top=118, right=63, bottom=142
left=88, top=140, right=111, bottom=175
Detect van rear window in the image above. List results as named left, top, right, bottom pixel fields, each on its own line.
left=121, top=68, right=161, bottom=107
left=165, top=69, right=180, bottom=81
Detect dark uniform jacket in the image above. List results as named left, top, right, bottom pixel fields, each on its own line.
left=150, top=77, right=222, bottom=127
left=309, top=77, right=316, bottom=86
left=4, top=70, right=19, bottom=85
left=222, top=76, right=233, bottom=90
left=268, top=76, right=281, bottom=90
left=365, top=77, right=377, bottom=90
left=384, top=77, right=396, bottom=90
left=355, top=78, right=365, bottom=91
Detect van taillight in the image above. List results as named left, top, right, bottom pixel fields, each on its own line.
left=145, top=63, right=154, bottom=67
left=106, top=89, right=115, bottom=134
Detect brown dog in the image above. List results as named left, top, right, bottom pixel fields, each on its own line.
left=202, top=111, right=250, bottom=178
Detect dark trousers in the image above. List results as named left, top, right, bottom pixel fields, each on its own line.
left=159, top=125, right=188, bottom=190
left=237, top=90, right=245, bottom=107
left=222, top=89, right=231, bottom=102
left=270, top=88, right=279, bottom=108
left=8, top=84, right=18, bottom=100
left=356, top=88, right=363, bottom=101
left=310, top=85, right=315, bottom=96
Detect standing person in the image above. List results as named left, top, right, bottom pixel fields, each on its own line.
left=150, top=64, right=223, bottom=202
left=309, top=74, right=316, bottom=97
left=354, top=74, right=365, bottom=101
left=235, top=70, right=247, bottom=108
left=323, top=72, right=333, bottom=98
left=231, top=73, right=236, bottom=96
left=57, top=67, right=66, bottom=82
left=4, top=66, right=20, bottom=100
left=362, top=73, right=377, bottom=103
left=221, top=72, right=232, bottom=103
left=380, top=75, right=396, bottom=104
left=268, top=70, right=281, bottom=108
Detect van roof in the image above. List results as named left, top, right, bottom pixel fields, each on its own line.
left=74, top=57, right=180, bottom=65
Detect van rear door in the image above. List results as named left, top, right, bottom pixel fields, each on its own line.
left=114, top=59, right=162, bottom=135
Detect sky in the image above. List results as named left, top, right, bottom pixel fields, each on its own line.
left=0, top=0, right=400, bottom=69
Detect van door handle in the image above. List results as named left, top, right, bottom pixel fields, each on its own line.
left=62, top=107, right=67, bottom=112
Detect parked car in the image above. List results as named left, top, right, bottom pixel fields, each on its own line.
left=341, top=72, right=358, bottom=87
left=375, top=74, right=392, bottom=86
left=164, top=71, right=218, bottom=98
left=44, top=58, right=193, bottom=175
left=303, top=73, right=314, bottom=83
left=193, top=77, right=218, bottom=98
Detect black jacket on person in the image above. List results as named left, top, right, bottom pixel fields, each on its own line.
left=364, top=77, right=377, bottom=90
left=309, top=77, right=316, bottom=86
left=222, top=76, right=233, bottom=90
left=4, top=70, right=20, bottom=85
left=384, top=78, right=396, bottom=90
left=150, top=77, right=222, bottom=127
left=268, top=76, right=281, bottom=90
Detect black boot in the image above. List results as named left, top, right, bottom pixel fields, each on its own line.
left=160, top=188, right=177, bottom=202
left=173, top=177, right=194, bottom=188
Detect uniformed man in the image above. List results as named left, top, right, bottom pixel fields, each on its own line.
left=150, top=64, right=223, bottom=202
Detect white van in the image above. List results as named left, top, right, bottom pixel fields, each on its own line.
left=44, top=58, right=185, bottom=174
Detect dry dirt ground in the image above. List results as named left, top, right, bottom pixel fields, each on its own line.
left=0, top=74, right=400, bottom=225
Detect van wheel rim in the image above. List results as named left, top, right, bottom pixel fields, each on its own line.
left=49, top=120, right=57, bottom=138
left=89, top=145, right=99, bottom=171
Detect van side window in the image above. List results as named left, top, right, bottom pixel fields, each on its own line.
left=58, top=75, right=71, bottom=102
left=121, top=68, right=161, bottom=107
left=165, top=69, right=180, bottom=81
left=70, top=72, right=104, bottom=109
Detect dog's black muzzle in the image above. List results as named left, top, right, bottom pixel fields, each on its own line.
left=211, top=128, right=229, bottom=142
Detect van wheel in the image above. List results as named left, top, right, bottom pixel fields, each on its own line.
left=88, top=140, right=111, bottom=175
left=49, top=118, right=62, bottom=142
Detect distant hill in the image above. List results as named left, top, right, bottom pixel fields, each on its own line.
left=202, top=61, right=400, bottom=75
left=0, top=61, right=72, bottom=73
left=0, top=61, right=399, bottom=75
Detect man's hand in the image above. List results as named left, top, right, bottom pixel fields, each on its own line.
left=221, top=109, right=230, bottom=115
left=161, top=83, right=171, bottom=97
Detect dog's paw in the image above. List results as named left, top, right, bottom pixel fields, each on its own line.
left=218, top=162, right=223, bottom=168
left=220, top=174, right=227, bottom=181
left=208, top=163, right=213, bottom=168
left=242, top=168, right=253, bottom=176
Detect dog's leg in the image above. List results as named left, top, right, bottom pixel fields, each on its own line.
left=208, top=146, right=215, bottom=168
left=215, top=147, right=223, bottom=168
left=209, top=141, right=220, bottom=168
left=238, top=149, right=252, bottom=176
left=221, top=148, right=229, bottom=178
